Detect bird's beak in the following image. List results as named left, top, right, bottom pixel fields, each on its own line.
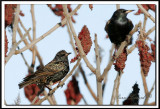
left=125, top=10, right=134, bottom=14
left=66, top=52, right=71, bottom=56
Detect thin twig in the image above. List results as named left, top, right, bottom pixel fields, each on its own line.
left=136, top=4, right=155, bottom=23
left=116, top=4, right=120, bottom=9
left=79, top=64, right=97, bottom=102
left=62, top=4, right=96, bottom=74
left=102, top=44, right=115, bottom=96
left=140, top=67, right=149, bottom=96
left=12, top=4, right=20, bottom=45
left=35, top=58, right=81, bottom=104
left=146, top=26, right=155, bottom=36
left=19, top=20, right=44, bottom=66
left=143, top=15, right=148, bottom=31
left=15, top=4, right=82, bottom=55
left=144, top=81, right=155, bottom=105
left=147, top=102, right=155, bottom=105
left=5, top=28, right=31, bottom=64
left=31, top=4, right=36, bottom=66
left=17, top=46, right=29, bottom=68
left=110, top=73, right=120, bottom=105
left=94, top=34, right=103, bottom=104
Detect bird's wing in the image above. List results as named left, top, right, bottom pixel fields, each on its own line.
left=128, top=19, right=134, bottom=31
left=104, top=20, right=111, bottom=33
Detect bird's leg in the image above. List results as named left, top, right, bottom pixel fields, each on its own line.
left=37, top=85, right=44, bottom=96
left=45, top=85, right=52, bottom=91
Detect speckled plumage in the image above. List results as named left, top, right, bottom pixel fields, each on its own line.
left=18, top=50, right=71, bottom=89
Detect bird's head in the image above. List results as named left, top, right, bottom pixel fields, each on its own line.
left=55, top=50, right=71, bottom=61
left=112, top=9, right=134, bottom=18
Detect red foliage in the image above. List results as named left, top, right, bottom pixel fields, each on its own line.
left=70, top=25, right=92, bottom=63
left=135, top=4, right=155, bottom=15
left=24, top=72, right=40, bottom=103
left=47, top=4, right=77, bottom=26
left=5, top=31, right=8, bottom=57
left=113, top=48, right=127, bottom=73
left=5, top=4, right=24, bottom=28
left=5, top=4, right=17, bottom=27
left=64, top=76, right=82, bottom=105
left=136, top=40, right=153, bottom=76
left=151, top=43, right=155, bottom=62
left=89, top=4, right=93, bottom=10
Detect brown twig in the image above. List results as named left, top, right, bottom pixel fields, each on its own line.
left=147, top=102, right=156, bottom=105
left=79, top=64, right=97, bottom=102
left=12, top=4, right=20, bottom=45
left=15, top=4, right=82, bottom=55
left=31, top=4, right=36, bottom=66
left=116, top=4, right=120, bottom=9
left=144, top=81, right=155, bottom=105
left=62, top=4, right=96, bottom=74
left=35, top=58, right=81, bottom=105
left=5, top=28, right=31, bottom=64
left=94, top=34, right=103, bottom=104
left=110, top=73, right=120, bottom=105
left=140, top=67, right=149, bottom=95
left=17, top=46, right=29, bottom=68
left=143, top=15, right=148, bottom=31
left=146, top=26, right=155, bottom=36
left=136, top=4, right=155, bottom=23
left=19, top=20, right=44, bottom=66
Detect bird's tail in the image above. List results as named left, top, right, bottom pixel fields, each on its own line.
left=18, top=79, right=36, bottom=89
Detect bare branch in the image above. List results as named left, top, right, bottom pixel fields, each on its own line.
left=12, top=4, right=20, bottom=45
left=94, top=34, right=103, bottom=104
left=62, top=4, right=96, bottom=73
left=136, top=4, right=155, bottom=23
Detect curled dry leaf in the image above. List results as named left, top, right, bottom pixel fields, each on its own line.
left=70, top=25, right=92, bottom=63
left=136, top=40, right=153, bottom=76
left=64, top=76, right=82, bottom=105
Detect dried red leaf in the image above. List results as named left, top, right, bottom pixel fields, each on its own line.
left=64, top=76, right=82, bottom=105
left=148, top=4, right=155, bottom=12
left=19, top=10, right=25, bottom=16
left=5, top=4, right=17, bottom=27
left=70, top=25, right=92, bottom=63
left=136, top=40, right=153, bottom=76
left=113, top=47, right=127, bottom=73
left=89, top=4, right=93, bottom=10
left=24, top=72, right=41, bottom=103
left=135, top=4, right=155, bottom=15
left=5, top=31, right=8, bottom=57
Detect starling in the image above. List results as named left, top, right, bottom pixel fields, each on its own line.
left=18, top=50, right=71, bottom=94
left=123, top=83, right=140, bottom=105
left=105, top=9, right=134, bottom=48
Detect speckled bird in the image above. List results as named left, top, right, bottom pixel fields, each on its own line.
left=18, top=50, right=71, bottom=93
left=105, top=9, right=134, bottom=48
